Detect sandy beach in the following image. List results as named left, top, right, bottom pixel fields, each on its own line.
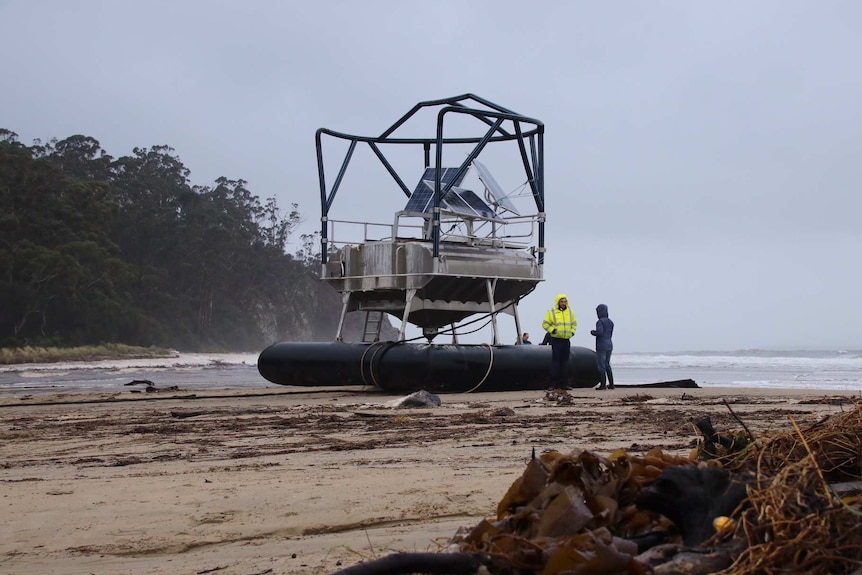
left=0, top=385, right=859, bottom=575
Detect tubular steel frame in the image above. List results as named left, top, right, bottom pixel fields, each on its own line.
left=315, top=94, right=546, bottom=266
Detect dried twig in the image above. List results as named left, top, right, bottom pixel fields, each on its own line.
left=722, top=397, right=755, bottom=442
left=789, top=415, right=833, bottom=504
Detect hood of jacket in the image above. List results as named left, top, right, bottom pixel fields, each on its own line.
left=555, top=293, right=569, bottom=309
left=596, top=304, right=609, bottom=318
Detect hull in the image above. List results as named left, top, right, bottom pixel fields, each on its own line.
left=257, top=342, right=600, bottom=393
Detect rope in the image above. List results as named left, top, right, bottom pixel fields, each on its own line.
left=359, top=341, right=397, bottom=388
left=462, top=343, right=494, bottom=394
left=396, top=286, right=540, bottom=343
left=361, top=341, right=494, bottom=394
left=406, top=298, right=525, bottom=343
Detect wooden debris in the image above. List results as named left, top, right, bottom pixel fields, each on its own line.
left=329, top=551, right=495, bottom=575
left=330, top=402, right=862, bottom=575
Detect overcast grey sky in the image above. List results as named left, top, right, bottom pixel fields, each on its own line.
left=2, top=1, right=860, bottom=352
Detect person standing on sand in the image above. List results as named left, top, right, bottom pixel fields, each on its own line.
left=541, top=294, right=577, bottom=388
left=591, top=303, right=615, bottom=390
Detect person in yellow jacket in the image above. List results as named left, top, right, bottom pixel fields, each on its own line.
left=541, top=294, right=578, bottom=388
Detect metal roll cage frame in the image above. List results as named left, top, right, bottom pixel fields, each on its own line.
left=315, top=93, right=545, bottom=264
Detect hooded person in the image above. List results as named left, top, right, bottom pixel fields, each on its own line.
left=541, top=294, right=578, bottom=388
left=590, top=304, right=615, bottom=390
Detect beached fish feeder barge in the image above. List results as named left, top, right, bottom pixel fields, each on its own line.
left=258, top=94, right=599, bottom=392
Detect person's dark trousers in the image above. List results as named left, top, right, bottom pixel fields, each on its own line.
left=596, top=349, right=614, bottom=389
left=549, top=337, right=571, bottom=388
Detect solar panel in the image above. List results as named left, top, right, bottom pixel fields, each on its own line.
left=444, top=187, right=502, bottom=221
left=473, top=160, right=519, bottom=215
left=403, top=167, right=466, bottom=213
left=439, top=187, right=472, bottom=214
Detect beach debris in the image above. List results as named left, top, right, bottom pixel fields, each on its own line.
left=798, top=396, right=855, bottom=405
left=125, top=379, right=155, bottom=389
left=709, top=407, right=862, bottom=575
left=446, top=446, right=699, bottom=574
left=386, top=390, right=442, bottom=408
left=635, top=464, right=749, bottom=546
left=171, top=410, right=208, bottom=419
left=352, top=411, right=393, bottom=418
left=637, top=542, right=742, bottom=574
left=694, top=416, right=750, bottom=459
left=616, top=379, right=699, bottom=389
left=123, top=379, right=179, bottom=393
left=331, top=402, right=862, bottom=575
left=195, top=563, right=227, bottom=574
left=620, top=394, right=654, bottom=403
left=829, top=480, right=862, bottom=497
left=328, top=551, right=495, bottom=575
left=544, top=388, right=577, bottom=405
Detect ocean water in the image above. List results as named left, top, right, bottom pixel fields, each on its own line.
left=1, top=349, right=860, bottom=396
left=0, top=353, right=267, bottom=396
left=615, top=349, right=862, bottom=392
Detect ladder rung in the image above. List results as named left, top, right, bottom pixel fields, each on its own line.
left=362, top=311, right=384, bottom=342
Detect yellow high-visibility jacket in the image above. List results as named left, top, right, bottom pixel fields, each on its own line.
left=542, top=293, right=577, bottom=340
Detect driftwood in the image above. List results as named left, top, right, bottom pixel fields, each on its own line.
left=694, top=416, right=750, bottom=458
left=124, top=379, right=155, bottom=387
left=329, top=552, right=495, bottom=575
left=616, top=379, right=699, bottom=389
left=650, top=544, right=741, bottom=575
left=123, top=379, right=179, bottom=393
left=170, top=410, right=207, bottom=419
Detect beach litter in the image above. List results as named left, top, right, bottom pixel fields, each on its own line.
left=123, top=379, right=179, bottom=393
left=331, top=402, right=862, bottom=575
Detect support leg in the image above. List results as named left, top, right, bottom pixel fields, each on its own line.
left=485, top=279, right=499, bottom=346
left=398, top=289, right=416, bottom=342
left=512, top=300, right=522, bottom=345
left=335, top=292, right=350, bottom=342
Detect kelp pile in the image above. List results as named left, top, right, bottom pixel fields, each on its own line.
left=333, top=402, right=862, bottom=575
left=714, top=406, right=862, bottom=575
left=452, top=447, right=696, bottom=573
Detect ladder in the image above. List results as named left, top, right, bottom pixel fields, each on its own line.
left=362, top=311, right=384, bottom=342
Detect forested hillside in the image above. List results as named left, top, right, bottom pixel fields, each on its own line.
left=0, top=130, right=386, bottom=351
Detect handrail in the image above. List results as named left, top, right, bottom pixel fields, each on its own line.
left=323, top=214, right=539, bottom=252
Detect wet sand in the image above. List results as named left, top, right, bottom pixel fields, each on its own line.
left=0, top=385, right=858, bottom=575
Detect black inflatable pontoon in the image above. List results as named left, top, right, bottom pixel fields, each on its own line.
left=258, top=342, right=600, bottom=393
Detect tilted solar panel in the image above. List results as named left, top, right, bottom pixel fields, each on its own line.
left=403, top=167, right=466, bottom=213
left=473, top=160, right=520, bottom=215
left=445, top=187, right=502, bottom=221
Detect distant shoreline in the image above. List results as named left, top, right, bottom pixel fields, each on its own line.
left=0, top=344, right=177, bottom=365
